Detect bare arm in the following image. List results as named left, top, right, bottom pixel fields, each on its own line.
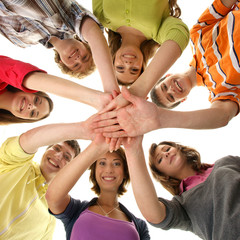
left=19, top=116, right=96, bottom=154
left=23, top=72, right=113, bottom=110
left=45, top=134, right=108, bottom=214
left=92, top=88, right=238, bottom=137
left=97, top=40, right=181, bottom=112
left=81, top=17, right=120, bottom=93
left=123, top=137, right=166, bottom=224
left=158, top=100, right=238, bottom=129
left=129, top=40, right=181, bottom=98
left=221, top=0, right=238, bottom=8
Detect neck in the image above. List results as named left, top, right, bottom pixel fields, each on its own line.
left=49, top=36, right=63, bottom=50
left=177, top=165, right=196, bottom=180
left=0, top=91, right=14, bottom=111
left=186, top=66, right=197, bottom=88
left=98, top=192, right=118, bottom=207
left=117, top=26, right=146, bottom=47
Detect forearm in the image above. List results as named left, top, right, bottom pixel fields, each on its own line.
left=81, top=18, right=119, bottom=93
left=221, top=0, right=238, bottom=8
left=23, top=72, right=104, bottom=109
left=46, top=143, right=103, bottom=212
left=19, top=122, right=90, bottom=154
left=129, top=40, right=181, bottom=98
left=125, top=145, right=166, bottom=223
left=158, top=103, right=237, bottom=129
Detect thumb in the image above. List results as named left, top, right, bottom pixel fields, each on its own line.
left=121, top=86, right=138, bottom=105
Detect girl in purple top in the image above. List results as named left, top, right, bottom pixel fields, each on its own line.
left=46, top=134, right=149, bottom=240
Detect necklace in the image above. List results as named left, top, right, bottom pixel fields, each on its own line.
left=97, top=201, right=119, bottom=217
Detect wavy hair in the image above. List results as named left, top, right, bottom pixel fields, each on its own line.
left=149, top=141, right=211, bottom=195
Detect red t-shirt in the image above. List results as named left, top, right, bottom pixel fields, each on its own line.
left=0, top=55, right=46, bottom=94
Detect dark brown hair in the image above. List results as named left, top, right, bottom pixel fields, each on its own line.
left=149, top=141, right=211, bottom=195
left=89, top=147, right=130, bottom=196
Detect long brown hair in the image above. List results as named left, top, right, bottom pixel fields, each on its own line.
left=0, top=87, right=53, bottom=125
left=89, top=147, right=130, bottom=197
left=149, top=141, right=211, bottom=195
left=106, top=0, right=182, bottom=86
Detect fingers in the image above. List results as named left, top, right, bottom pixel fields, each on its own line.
left=93, top=111, right=117, bottom=122
left=94, top=124, right=122, bottom=133
left=98, top=99, right=117, bottom=114
left=92, top=118, right=118, bottom=129
left=121, top=86, right=137, bottom=105
left=102, top=130, right=128, bottom=138
left=109, top=137, right=123, bottom=152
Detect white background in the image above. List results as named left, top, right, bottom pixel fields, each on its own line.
left=0, top=0, right=239, bottom=239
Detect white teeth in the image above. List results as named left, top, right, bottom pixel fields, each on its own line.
left=70, top=50, right=77, bottom=58
left=103, top=177, right=115, bottom=181
left=175, top=80, right=182, bottom=92
left=123, top=54, right=135, bottom=58
left=20, top=98, right=25, bottom=111
left=49, top=160, right=58, bottom=167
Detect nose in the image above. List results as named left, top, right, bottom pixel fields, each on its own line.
left=168, top=85, right=175, bottom=94
left=27, top=103, right=37, bottom=110
left=105, top=165, right=114, bottom=173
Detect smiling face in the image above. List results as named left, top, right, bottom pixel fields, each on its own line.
left=95, top=152, right=125, bottom=194
left=114, top=45, right=143, bottom=84
left=11, top=92, right=50, bottom=120
left=57, top=38, right=92, bottom=73
left=153, top=144, right=187, bottom=179
left=40, top=142, right=76, bottom=182
left=155, top=74, right=192, bottom=108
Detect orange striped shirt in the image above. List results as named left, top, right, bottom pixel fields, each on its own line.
left=190, top=0, right=240, bottom=107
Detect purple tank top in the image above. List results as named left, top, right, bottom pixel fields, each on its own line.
left=70, top=209, right=140, bottom=240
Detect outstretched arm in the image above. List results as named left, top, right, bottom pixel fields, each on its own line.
left=46, top=134, right=108, bottom=214
left=23, top=72, right=114, bottom=111
left=98, top=40, right=182, bottom=113
left=92, top=87, right=238, bottom=137
left=19, top=115, right=96, bottom=154
left=81, top=17, right=120, bottom=93
left=123, top=136, right=166, bottom=224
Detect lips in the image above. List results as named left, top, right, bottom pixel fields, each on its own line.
left=102, top=176, right=116, bottom=182
left=122, top=52, right=137, bottom=59
left=19, top=97, right=26, bottom=112
left=48, top=158, right=59, bottom=168
left=174, top=79, right=183, bottom=93
left=69, top=49, right=78, bottom=58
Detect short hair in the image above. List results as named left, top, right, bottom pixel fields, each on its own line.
left=47, top=140, right=81, bottom=158
left=149, top=141, right=211, bottom=195
left=0, top=86, right=53, bottom=125
left=54, top=35, right=96, bottom=79
left=107, top=29, right=160, bottom=86
left=89, top=147, right=130, bottom=197
left=150, top=76, right=181, bottom=109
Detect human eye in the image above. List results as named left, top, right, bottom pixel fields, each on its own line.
left=116, top=66, right=124, bottom=71
left=30, top=110, right=35, bottom=118
left=82, top=54, right=89, bottom=63
left=169, top=94, right=175, bottom=101
left=34, top=96, right=39, bottom=105
left=64, top=154, right=71, bottom=162
left=99, top=161, right=105, bottom=166
left=163, top=83, right=167, bottom=90
left=54, top=146, right=60, bottom=152
left=158, top=157, right=162, bottom=164
left=113, top=161, right=121, bottom=167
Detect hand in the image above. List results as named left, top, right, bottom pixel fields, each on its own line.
left=96, top=90, right=119, bottom=111
left=122, top=135, right=143, bottom=150
left=92, top=87, right=160, bottom=137
left=98, top=92, right=130, bottom=114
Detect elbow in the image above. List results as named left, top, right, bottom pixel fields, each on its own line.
left=45, top=188, right=57, bottom=207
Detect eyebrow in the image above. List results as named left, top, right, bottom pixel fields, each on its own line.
left=56, top=144, right=72, bottom=158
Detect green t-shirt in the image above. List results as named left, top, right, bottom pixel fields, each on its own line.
left=93, top=0, right=189, bottom=51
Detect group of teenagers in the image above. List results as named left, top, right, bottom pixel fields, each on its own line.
left=0, top=0, right=239, bottom=239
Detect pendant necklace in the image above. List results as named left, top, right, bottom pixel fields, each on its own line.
left=97, top=201, right=119, bottom=217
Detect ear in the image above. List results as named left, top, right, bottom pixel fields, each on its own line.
left=181, top=97, right=187, bottom=103
left=165, top=73, right=172, bottom=78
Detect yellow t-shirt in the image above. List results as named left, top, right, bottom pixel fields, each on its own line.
left=0, top=137, right=55, bottom=240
